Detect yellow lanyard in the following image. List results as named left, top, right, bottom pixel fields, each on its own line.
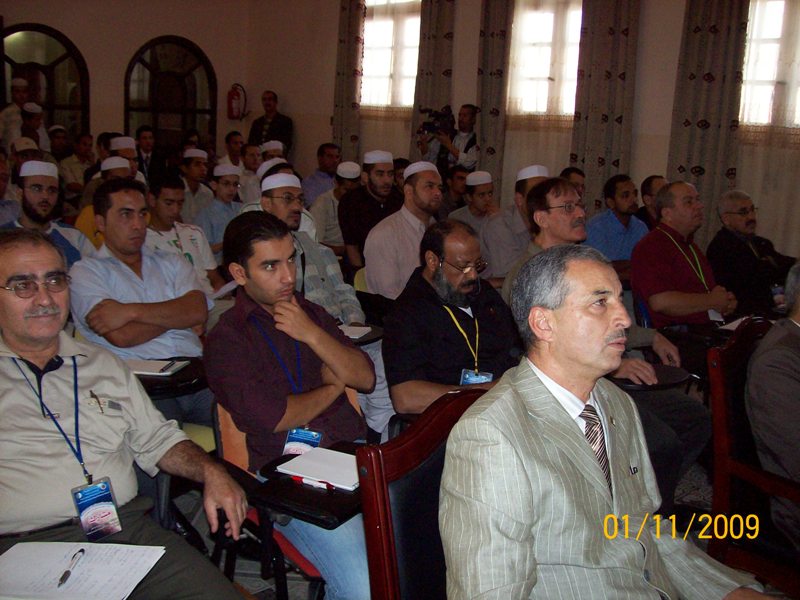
left=658, top=227, right=709, bottom=291
left=443, top=306, right=479, bottom=373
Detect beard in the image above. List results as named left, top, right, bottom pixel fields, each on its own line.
left=22, top=198, right=57, bottom=225
left=432, top=267, right=479, bottom=308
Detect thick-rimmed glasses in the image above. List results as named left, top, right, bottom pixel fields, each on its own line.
left=2, top=274, right=71, bottom=298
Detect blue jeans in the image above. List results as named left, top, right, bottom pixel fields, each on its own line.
left=155, top=387, right=214, bottom=427
left=276, top=513, right=370, bottom=599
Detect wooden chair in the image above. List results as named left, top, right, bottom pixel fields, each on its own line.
left=356, top=388, right=485, bottom=600
left=210, top=403, right=325, bottom=600
left=706, top=316, right=800, bottom=597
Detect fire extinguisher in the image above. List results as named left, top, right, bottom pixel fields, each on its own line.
left=227, top=84, right=247, bottom=120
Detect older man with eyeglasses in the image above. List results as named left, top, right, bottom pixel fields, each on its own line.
left=707, top=189, right=795, bottom=316
left=382, top=219, right=521, bottom=414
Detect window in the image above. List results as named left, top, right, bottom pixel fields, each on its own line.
left=507, top=0, right=582, bottom=115
left=2, top=24, right=90, bottom=140
left=361, top=0, right=421, bottom=107
left=740, top=0, right=800, bottom=126
left=125, top=36, right=217, bottom=153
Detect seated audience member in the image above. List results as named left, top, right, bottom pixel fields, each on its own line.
left=480, top=164, right=548, bottom=284
left=708, top=190, right=795, bottom=316
left=75, top=156, right=133, bottom=248
left=259, top=173, right=393, bottom=437
left=382, top=220, right=520, bottom=413
left=310, top=160, right=361, bottom=256
left=107, top=135, right=146, bottom=185
left=338, top=150, right=403, bottom=270
left=204, top=211, right=373, bottom=599
left=636, top=174, right=667, bottom=230
left=0, top=162, right=17, bottom=224
left=59, top=132, right=94, bottom=206
left=260, top=140, right=284, bottom=160
left=631, top=180, right=737, bottom=328
left=449, top=170, right=498, bottom=233
left=440, top=244, right=765, bottom=599
left=504, top=176, right=711, bottom=513
left=82, top=131, right=116, bottom=184
left=7, top=137, right=43, bottom=201
left=393, top=157, right=410, bottom=189
left=746, top=263, right=800, bottom=551
left=179, top=149, right=213, bottom=223
left=438, top=164, right=469, bottom=220
left=20, top=103, right=48, bottom=151
left=47, top=125, right=70, bottom=162
left=217, top=130, right=244, bottom=173
left=135, top=125, right=167, bottom=188
left=194, top=164, right=242, bottom=262
left=0, top=78, right=32, bottom=152
left=1, top=160, right=93, bottom=268
left=247, top=90, right=293, bottom=155
left=238, top=143, right=262, bottom=207
left=0, top=228, right=246, bottom=600
left=69, top=178, right=213, bottom=427
left=585, top=174, right=648, bottom=281
left=559, top=166, right=586, bottom=199
left=302, top=143, right=341, bottom=208
left=364, top=161, right=441, bottom=300
left=145, top=177, right=225, bottom=297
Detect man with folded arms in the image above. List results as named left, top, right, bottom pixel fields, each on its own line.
left=0, top=228, right=245, bottom=600
left=205, top=211, right=374, bottom=600
left=440, top=243, right=765, bottom=599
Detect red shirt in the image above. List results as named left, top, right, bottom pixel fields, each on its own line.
left=204, top=290, right=369, bottom=472
left=631, top=223, right=716, bottom=329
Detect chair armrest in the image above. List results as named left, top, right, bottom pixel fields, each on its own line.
left=220, top=458, right=263, bottom=497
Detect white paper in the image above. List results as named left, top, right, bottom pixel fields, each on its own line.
left=718, top=316, right=747, bottom=331
left=124, top=359, right=189, bottom=377
left=276, top=447, right=359, bottom=491
left=0, top=542, right=165, bottom=600
left=211, top=280, right=238, bottom=300
left=338, top=325, right=371, bottom=340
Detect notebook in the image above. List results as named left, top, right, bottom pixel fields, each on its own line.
left=276, top=447, right=359, bottom=491
left=125, top=359, right=190, bottom=377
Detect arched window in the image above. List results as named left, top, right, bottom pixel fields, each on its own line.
left=125, top=36, right=217, bottom=156
left=2, top=23, right=90, bottom=141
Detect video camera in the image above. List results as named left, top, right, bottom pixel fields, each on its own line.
left=417, top=105, right=456, bottom=137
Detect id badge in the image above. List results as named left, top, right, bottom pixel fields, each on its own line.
left=282, top=428, right=322, bottom=455
left=460, top=369, right=493, bottom=385
left=71, top=476, right=122, bottom=542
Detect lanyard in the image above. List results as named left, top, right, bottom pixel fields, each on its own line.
left=443, top=306, right=479, bottom=373
left=250, top=316, right=303, bottom=394
left=14, top=357, right=92, bottom=485
left=658, top=227, right=709, bottom=291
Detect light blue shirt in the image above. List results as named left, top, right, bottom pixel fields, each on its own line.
left=585, top=209, right=648, bottom=261
left=301, top=169, right=335, bottom=208
left=193, top=198, right=241, bottom=262
left=1, top=219, right=94, bottom=268
left=69, top=245, right=208, bottom=360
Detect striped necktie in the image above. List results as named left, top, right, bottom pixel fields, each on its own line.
left=580, top=404, right=612, bottom=491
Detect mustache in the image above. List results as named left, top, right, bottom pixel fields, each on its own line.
left=604, top=330, right=627, bottom=344
left=571, top=217, right=585, bottom=228
left=746, top=220, right=756, bottom=227
left=25, top=306, right=61, bottom=318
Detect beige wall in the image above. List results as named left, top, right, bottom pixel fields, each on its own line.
left=3, top=0, right=686, bottom=180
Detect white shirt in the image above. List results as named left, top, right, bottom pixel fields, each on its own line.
left=144, top=223, right=217, bottom=296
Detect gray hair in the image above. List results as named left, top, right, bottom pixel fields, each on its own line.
left=717, top=189, right=751, bottom=218
left=786, top=262, right=800, bottom=316
left=510, top=244, right=610, bottom=348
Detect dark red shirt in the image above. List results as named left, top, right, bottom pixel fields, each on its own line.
left=204, top=290, right=369, bottom=472
left=631, top=223, right=716, bottom=329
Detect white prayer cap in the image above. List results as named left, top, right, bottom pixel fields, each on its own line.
left=12, top=137, right=38, bottom=153
left=213, top=164, right=241, bottom=178
left=22, top=102, right=42, bottom=114
left=109, top=136, right=136, bottom=151
left=336, top=161, right=361, bottom=179
left=256, top=157, right=288, bottom=180
left=261, top=173, right=301, bottom=192
left=403, top=161, right=438, bottom=180
left=260, top=140, right=284, bottom=152
left=466, top=171, right=492, bottom=186
left=48, top=124, right=67, bottom=134
left=19, top=160, right=58, bottom=179
left=363, top=150, right=393, bottom=165
left=183, top=148, right=208, bottom=160
left=516, top=164, right=549, bottom=182
left=101, top=156, right=131, bottom=172
left=10, top=78, right=28, bottom=88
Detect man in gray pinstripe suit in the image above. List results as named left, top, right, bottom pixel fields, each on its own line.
left=439, top=245, right=764, bottom=599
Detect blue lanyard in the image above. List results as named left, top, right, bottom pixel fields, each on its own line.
left=14, top=356, right=92, bottom=484
left=249, top=316, right=303, bottom=394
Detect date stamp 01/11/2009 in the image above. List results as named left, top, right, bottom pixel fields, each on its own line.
left=603, top=513, right=760, bottom=541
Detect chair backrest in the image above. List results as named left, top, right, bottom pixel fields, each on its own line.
left=356, top=389, right=485, bottom=600
left=213, top=403, right=251, bottom=472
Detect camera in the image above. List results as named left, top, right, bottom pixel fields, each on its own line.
left=417, top=105, right=456, bottom=137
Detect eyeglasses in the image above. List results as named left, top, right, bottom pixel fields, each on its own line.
left=440, top=257, right=487, bottom=275
left=266, top=193, right=305, bottom=205
left=547, top=200, right=586, bottom=214
left=25, top=184, right=59, bottom=196
left=2, top=274, right=71, bottom=299
left=724, top=206, right=757, bottom=217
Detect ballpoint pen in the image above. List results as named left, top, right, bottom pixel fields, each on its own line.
left=57, top=548, right=85, bottom=587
